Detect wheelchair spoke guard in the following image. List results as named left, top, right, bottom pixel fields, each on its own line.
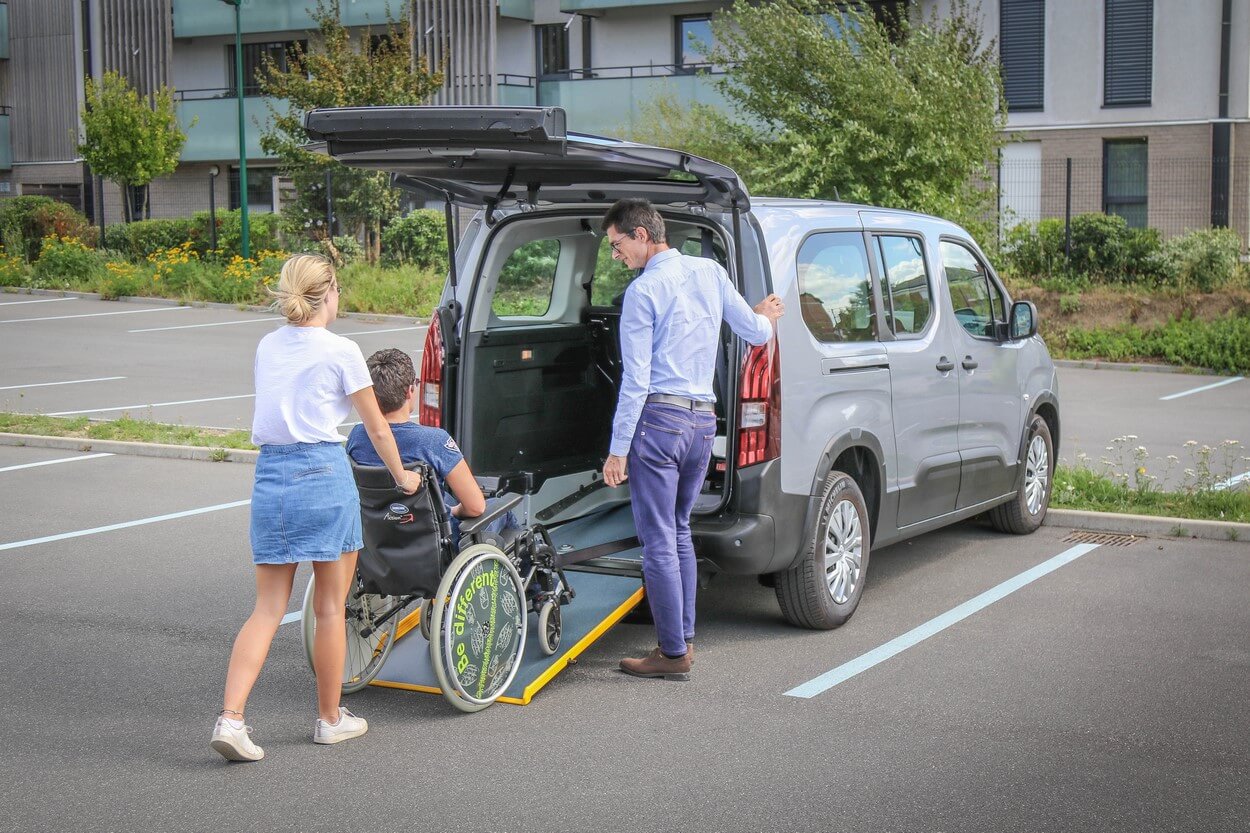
left=428, top=544, right=527, bottom=712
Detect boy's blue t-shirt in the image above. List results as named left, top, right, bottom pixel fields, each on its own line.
left=346, top=421, right=465, bottom=504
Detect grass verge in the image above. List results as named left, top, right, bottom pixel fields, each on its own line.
left=1053, top=465, right=1250, bottom=525
left=0, top=413, right=255, bottom=450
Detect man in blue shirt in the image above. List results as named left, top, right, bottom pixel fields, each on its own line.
left=603, top=199, right=784, bottom=681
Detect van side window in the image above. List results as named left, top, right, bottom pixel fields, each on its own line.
left=940, top=241, right=1005, bottom=338
left=796, top=232, right=876, bottom=343
left=875, top=235, right=932, bottom=336
left=591, top=235, right=635, bottom=307
left=493, top=239, right=560, bottom=317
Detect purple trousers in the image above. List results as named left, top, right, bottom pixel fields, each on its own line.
left=627, top=403, right=716, bottom=658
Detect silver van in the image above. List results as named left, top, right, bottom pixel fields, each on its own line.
left=307, top=106, right=1059, bottom=631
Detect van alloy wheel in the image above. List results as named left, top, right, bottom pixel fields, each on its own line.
left=824, top=500, right=863, bottom=604
left=1024, top=434, right=1050, bottom=516
left=988, top=415, right=1054, bottom=535
left=775, top=470, right=871, bottom=630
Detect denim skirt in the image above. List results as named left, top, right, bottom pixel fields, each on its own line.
left=250, top=441, right=363, bottom=565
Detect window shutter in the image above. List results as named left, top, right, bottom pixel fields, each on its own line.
left=1104, top=0, right=1153, bottom=105
left=1000, top=0, right=1045, bottom=111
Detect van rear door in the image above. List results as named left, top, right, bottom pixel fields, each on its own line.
left=304, top=106, right=749, bottom=211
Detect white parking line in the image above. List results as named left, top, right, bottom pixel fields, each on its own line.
left=129, top=317, right=277, bottom=333
left=0, top=306, right=191, bottom=324
left=0, top=376, right=126, bottom=391
left=0, top=297, right=75, bottom=306
left=0, top=499, right=251, bottom=552
left=280, top=611, right=303, bottom=625
left=0, top=453, right=114, bottom=473
left=45, top=393, right=255, bottom=417
left=1159, top=376, right=1244, bottom=401
left=784, top=543, right=1102, bottom=699
left=1215, top=471, right=1250, bottom=491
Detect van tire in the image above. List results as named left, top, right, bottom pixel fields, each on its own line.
left=775, top=471, right=870, bottom=630
left=989, top=416, right=1053, bottom=535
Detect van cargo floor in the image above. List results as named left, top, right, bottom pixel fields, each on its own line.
left=371, top=569, right=644, bottom=705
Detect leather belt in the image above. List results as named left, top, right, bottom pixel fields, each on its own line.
left=646, top=393, right=715, bottom=413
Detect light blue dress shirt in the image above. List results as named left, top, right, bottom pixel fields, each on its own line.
left=610, top=248, right=774, bottom=457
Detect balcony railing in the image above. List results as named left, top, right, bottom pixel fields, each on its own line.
left=0, top=107, right=11, bottom=171
left=177, top=96, right=282, bottom=163
left=172, top=0, right=403, bottom=39
left=495, top=64, right=731, bottom=137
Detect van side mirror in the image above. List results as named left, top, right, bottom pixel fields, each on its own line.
left=1008, top=300, right=1037, bottom=340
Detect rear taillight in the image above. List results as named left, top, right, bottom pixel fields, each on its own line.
left=418, top=312, right=443, bottom=427
left=737, top=339, right=780, bottom=468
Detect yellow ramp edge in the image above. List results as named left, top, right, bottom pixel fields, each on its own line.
left=372, top=586, right=646, bottom=706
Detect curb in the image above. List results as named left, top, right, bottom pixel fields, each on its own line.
left=1052, top=359, right=1215, bottom=375
left=0, top=286, right=428, bottom=326
left=1044, top=508, right=1249, bottom=545
left=0, top=432, right=259, bottom=464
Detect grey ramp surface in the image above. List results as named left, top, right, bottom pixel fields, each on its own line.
left=374, top=570, right=643, bottom=702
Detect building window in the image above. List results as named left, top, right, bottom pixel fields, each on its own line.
left=1104, top=0, right=1152, bottom=106
left=227, top=40, right=306, bottom=97
left=675, top=14, right=714, bottom=69
left=229, top=168, right=274, bottom=213
left=1103, top=138, right=1148, bottom=227
left=796, top=231, right=877, bottom=344
left=535, top=24, right=569, bottom=79
left=1000, top=0, right=1044, bottom=111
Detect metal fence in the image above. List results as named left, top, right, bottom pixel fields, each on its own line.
left=991, top=156, right=1250, bottom=249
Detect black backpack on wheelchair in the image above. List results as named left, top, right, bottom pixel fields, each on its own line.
left=352, top=460, right=451, bottom=598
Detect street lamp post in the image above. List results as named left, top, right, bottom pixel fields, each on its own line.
left=208, top=165, right=220, bottom=252
left=219, top=0, right=250, bottom=258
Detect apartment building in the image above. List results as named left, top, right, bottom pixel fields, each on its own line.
left=1, top=0, right=1246, bottom=243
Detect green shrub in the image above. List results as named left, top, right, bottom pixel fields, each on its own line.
left=0, top=197, right=95, bottom=261
left=103, top=218, right=204, bottom=261
left=99, top=261, right=152, bottom=300
left=320, top=234, right=364, bottom=267
left=0, top=248, right=29, bottom=287
left=1060, top=313, right=1250, bottom=374
left=1003, top=213, right=1163, bottom=284
left=1154, top=227, right=1243, bottom=292
left=1002, top=218, right=1067, bottom=278
left=31, top=236, right=104, bottom=287
left=195, top=209, right=282, bottom=259
left=381, top=210, right=447, bottom=270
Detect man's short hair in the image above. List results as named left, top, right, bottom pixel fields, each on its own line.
left=602, top=198, right=666, bottom=244
left=366, top=348, right=416, bottom=413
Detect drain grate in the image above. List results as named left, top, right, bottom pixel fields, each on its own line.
left=1062, top=530, right=1140, bottom=547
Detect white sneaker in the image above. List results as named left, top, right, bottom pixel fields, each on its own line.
left=211, top=716, right=264, bottom=762
left=314, top=707, right=368, bottom=745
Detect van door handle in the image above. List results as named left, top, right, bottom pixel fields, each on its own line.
left=961, top=356, right=979, bottom=370
left=935, top=357, right=954, bottom=372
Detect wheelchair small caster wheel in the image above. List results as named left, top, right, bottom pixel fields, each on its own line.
left=419, top=597, right=433, bottom=642
left=538, top=600, right=561, bottom=656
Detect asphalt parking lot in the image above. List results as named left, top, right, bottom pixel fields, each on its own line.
left=2, top=292, right=1249, bottom=832
left=1, top=443, right=1248, bottom=833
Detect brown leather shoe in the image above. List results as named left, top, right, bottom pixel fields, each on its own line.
left=619, top=647, right=691, bottom=681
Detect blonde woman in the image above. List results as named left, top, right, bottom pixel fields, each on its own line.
left=211, top=254, right=419, bottom=762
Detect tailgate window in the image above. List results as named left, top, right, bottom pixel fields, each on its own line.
left=493, top=240, right=561, bottom=318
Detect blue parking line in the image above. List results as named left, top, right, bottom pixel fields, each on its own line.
left=784, top=542, right=1101, bottom=699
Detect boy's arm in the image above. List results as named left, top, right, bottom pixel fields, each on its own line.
left=444, top=459, right=487, bottom=518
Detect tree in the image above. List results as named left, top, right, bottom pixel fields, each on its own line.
left=78, top=71, right=190, bottom=223
left=633, top=1, right=1005, bottom=238
left=259, top=0, right=443, bottom=263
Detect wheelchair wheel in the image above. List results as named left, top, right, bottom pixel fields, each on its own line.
left=301, top=574, right=401, bottom=695
left=427, top=544, right=527, bottom=713
left=418, top=597, right=433, bottom=642
left=538, top=600, right=561, bottom=656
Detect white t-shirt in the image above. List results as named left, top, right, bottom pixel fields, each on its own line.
left=251, top=325, right=373, bottom=446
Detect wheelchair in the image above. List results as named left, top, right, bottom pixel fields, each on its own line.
left=300, top=461, right=574, bottom=712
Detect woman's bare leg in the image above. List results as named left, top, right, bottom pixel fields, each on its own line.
left=311, top=552, right=358, bottom=723
left=222, top=563, right=297, bottom=717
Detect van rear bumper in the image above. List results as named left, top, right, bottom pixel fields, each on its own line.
left=692, top=459, right=809, bottom=575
